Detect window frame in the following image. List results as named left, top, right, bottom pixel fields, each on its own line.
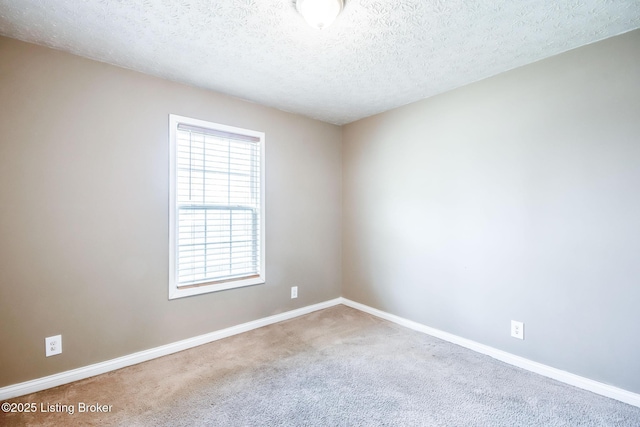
left=168, top=114, right=265, bottom=300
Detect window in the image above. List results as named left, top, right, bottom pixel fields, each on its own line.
left=169, top=114, right=265, bottom=299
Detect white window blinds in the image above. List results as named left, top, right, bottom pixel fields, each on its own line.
left=169, top=115, right=264, bottom=296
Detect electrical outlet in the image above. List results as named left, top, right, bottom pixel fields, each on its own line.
left=291, top=286, right=298, bottom=299
left=45, top=335, right=62, bottom=357
left=511, top=321, right=524, bottom=340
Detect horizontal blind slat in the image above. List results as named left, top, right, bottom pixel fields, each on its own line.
left=177, top=124, right=260, bottom=142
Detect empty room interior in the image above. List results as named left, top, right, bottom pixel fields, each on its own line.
left=1, top=1, right=640, bottom=426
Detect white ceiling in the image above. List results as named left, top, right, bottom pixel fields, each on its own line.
left=1, top=1, right=639, bottom=125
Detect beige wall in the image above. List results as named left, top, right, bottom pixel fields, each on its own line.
left=0, top=37, right=342, bottom=387
left=342, top=30, right=640, bottom=393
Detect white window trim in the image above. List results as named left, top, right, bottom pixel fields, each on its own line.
left=168, top=114, right=266, bottom=300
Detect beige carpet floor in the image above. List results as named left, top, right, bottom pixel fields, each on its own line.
left=2, top=305, right=639, bottom=426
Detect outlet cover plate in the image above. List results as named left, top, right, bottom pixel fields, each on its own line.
left=45, top=335, right=62, bottom=357
left=291, top=286, right=298, bottom=299
left=511, top=321, right=524, bottom=340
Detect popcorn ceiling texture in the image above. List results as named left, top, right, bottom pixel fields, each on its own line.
left=0, top=0, right=639, bottom=124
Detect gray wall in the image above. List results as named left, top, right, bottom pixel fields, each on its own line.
left=342, top=30, right=640, bottom=393
left=0, top=37, right=342, bottom=387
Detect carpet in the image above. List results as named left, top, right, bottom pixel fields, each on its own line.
left=2, top=305, right=639, bottom=426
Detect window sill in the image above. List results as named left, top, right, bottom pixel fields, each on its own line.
left=168, top=275, right=265, bottom=300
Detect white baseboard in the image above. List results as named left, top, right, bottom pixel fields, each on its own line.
left=4, top=297, right=639, bottom=408
left=0, top=298, right=342, bottom=400
left=339, top=297, right=640, bottom=408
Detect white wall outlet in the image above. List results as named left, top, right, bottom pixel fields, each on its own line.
left=45, top=335, right=62, bottom=357
left=511, top=321, right=524, bottom=340
left=291, top=286, right=298, bottom=299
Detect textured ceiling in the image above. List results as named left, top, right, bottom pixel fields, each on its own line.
left=1, top=1, right=639, bottom=125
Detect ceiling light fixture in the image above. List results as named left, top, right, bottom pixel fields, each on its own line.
left=296, top=0, right=344, bottom=30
